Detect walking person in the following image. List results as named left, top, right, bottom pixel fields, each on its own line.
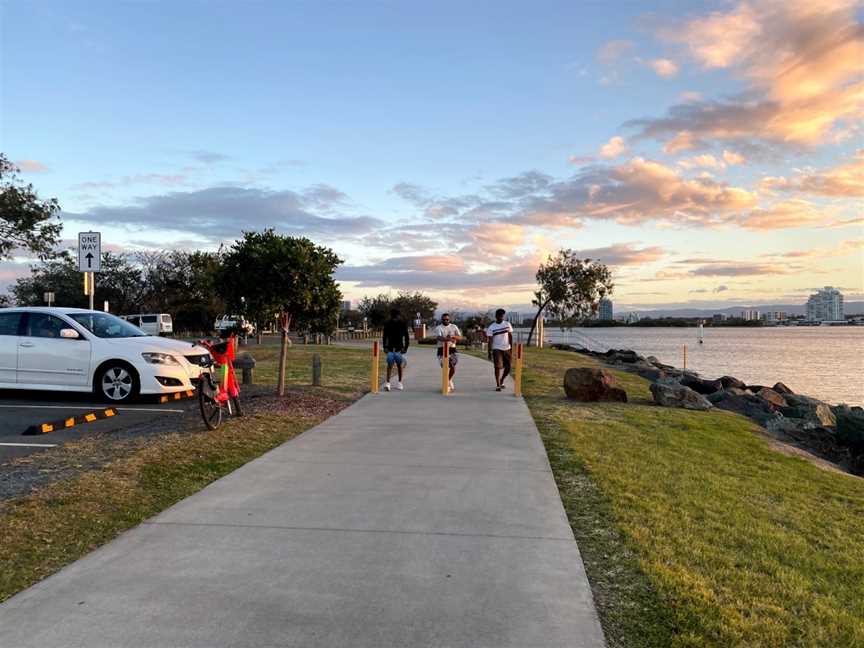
left=486, top=309, right=514, bottom=391
left=435, top=313, right=462, bottom=393
left=382, top=309, right=410, bottom=391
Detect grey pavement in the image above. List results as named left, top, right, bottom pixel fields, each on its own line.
left=0, top=347, right=605, bottom=647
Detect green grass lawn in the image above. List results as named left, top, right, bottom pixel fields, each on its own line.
left=0, top=344, right=374, bottom=603
left=522, top=347, right=864, bottom=648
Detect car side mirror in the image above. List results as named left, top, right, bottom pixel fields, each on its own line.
left=60, top=328, right=81, bottom=339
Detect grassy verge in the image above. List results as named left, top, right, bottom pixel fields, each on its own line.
left=0, top=344, right=372, bottom=603
left=521, top=347, right=864, bottom=648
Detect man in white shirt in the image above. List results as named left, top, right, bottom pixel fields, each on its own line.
left=485, top=309, right=514, bottom=391
left=435, top=313, right=462, bottom=393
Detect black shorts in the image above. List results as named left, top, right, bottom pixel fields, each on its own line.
left=492, top=349, right=511, bottom=371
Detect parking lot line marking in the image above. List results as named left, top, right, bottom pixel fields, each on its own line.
left=0, top=443, right=58, bottom=448
left=0, top=405, right=184, bottom=413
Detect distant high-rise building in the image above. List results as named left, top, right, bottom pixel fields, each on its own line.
left=740, top=308, right=760, bottom=321
left=806, top=287, right=844, bottom=322
left=598, top=298, right=613, bottom=321
left=712, top=313, right=727, bottom=322
left=762, top=311, right=787, bottom=325
left=340, top=300, right=352, bottom=312
left=509, top=311, right=523, bottom=325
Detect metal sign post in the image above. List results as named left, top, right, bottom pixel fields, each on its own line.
left=78, top=232, right=101, bottom=311
left=43, top=291, right=55, bottom=307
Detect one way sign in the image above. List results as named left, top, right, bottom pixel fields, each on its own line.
left=78, top=232, right=102, bottom=272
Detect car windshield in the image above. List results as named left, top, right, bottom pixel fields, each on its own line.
left=67, top=312, right=148, bottom=338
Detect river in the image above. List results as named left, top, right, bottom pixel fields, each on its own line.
left=513, top=326, right=864, bottom=406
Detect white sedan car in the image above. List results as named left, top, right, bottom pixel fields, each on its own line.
left=0, top=307, right=212, bottom=403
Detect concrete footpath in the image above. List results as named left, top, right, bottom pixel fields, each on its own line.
left=0, top=348, right=605, bottom=647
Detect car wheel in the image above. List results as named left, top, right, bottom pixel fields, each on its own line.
left=96, top=362, right=140, bottom=404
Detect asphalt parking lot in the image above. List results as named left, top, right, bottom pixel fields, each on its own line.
left=0, top=390, right=196, bottom=461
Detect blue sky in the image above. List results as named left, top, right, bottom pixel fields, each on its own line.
left=2, top=0, right=862, bottom=312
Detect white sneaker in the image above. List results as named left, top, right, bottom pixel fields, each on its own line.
left=448, top=380, right=455, bottom=392
left=396, top=381, right=404, bottom=391
left=384, top=382, right=391, bottom=391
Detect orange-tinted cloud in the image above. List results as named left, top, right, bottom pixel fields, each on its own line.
left=639, top=0, right=864, bottom=147
left=760, top=151, right=864, bottom=197
left=599, top=136, right=628, bottom=159
left=733, top=199, right=829, bottom=230
left=14, top=159, right=48, bottom=173
left=649, top=58, right=679, bottom=78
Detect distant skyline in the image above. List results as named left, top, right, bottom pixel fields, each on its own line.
left=1, top=0, right=861, bottom=311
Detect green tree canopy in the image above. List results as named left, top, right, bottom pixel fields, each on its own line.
left=358, top=291, right=438, bottom=328
left=216, top=230, right=343, bottom=334
left=0, top=154, right=62, bottom=260
left=12, top=251, right=144, bottom=313
left=138, top=250, right=225, bottom=332
left=527, top=250, right=614, bottom=345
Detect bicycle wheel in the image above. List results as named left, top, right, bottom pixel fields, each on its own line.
left=199, top=381, right=223, bottom=430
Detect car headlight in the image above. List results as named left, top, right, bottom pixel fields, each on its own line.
left=141, top=352, right=180, bottom=365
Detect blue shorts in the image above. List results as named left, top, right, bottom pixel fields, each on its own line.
left=386, top=351, right=405, bottom=367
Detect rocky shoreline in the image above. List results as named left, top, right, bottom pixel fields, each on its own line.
left=553, top=344, right=864, bottom=476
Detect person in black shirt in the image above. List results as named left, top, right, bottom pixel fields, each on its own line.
left=382, top=309, right=410, bottom=391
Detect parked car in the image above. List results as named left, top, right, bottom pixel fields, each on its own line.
left=214, top=314, right=255, bottom=336
left=0, top=307, right=211, bottom=403
left=121, top=313, right=173, bottom=336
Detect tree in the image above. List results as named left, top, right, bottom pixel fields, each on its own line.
left=392, top=291, right=437, bottom=322
left=12, top=250, right=145, bottom=312
left=357, top=294, right=393, bottom=328
left=216, top=230, right=343, bottom=333
left=527, top=250, right=614, bottom=346
left=138, top=250, right=224, bottom=332
left=358, top=291, right=438, bottom=327
left=0, top=154, right=62, bottom=260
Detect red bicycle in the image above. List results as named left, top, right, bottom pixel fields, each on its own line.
left=197, top=335, right=243, bottom=429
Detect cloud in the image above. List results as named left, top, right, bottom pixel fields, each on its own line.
left=638, top=0, right=864, bottom=148
left=517, top=157, right=757, bottom=227
left=715, top=285, right=729, bottom=292
left=760, top=151, right=864, bottom=197
left=677, top=154, right=724, bottom=170
left=599, top=136, right=628, bottom=159
left=663, top=131, right=699, bottom=154
left=337, top=256, right=539, bottom=291
left=569, top=243, right=666, bottom=266
left=733, top=199, right=828, bottom=230
left=688, top=262, right=794, bottom=277
left=14, top=159, right=49, bottom=173
left=487, top=171, right=553, bottom=199
left=568, top=155, right=596, bottom=166
left=597, top=39, right=635, bottom=64
left=722, top=150, right=746, bottom=166
left=72, top=173, right=192, bottom=190
left=64, top=185, right=383, bottom=242
left=648, top=58, right=679, bottom=78
left=190, top=151, right=230, bottom=164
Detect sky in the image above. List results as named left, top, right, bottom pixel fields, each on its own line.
left=1, top=0, right=862, bottom=313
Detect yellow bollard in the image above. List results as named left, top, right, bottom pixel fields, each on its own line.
left=371, top=341, right=380, bottom=393
left=441, top=343, right=450, bottom=395
left=683, top=344, right=687, bottom=371
left=513, top=343, right=524, bottom=397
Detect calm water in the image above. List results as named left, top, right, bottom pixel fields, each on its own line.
left=514, top=327, right=864, bottom=405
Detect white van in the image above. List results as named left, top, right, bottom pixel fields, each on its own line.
left=214, top=315, right=255, bottom=335
left=122, top=313, right=173, bottom=336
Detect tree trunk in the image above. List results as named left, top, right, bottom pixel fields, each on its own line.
left=526, top=302, right=548, bottom=347
left=276, top=312, right=292, bottom=396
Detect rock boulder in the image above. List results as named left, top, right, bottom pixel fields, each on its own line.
left=720, top=375, right=747, bottom=390
left=650, top=383, right=713, bottom=411
left=756, top=388, right=788, bottom=409
left=772, top=382, right=794, bottom=395
left=564, top=368, right=628, bottom=403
